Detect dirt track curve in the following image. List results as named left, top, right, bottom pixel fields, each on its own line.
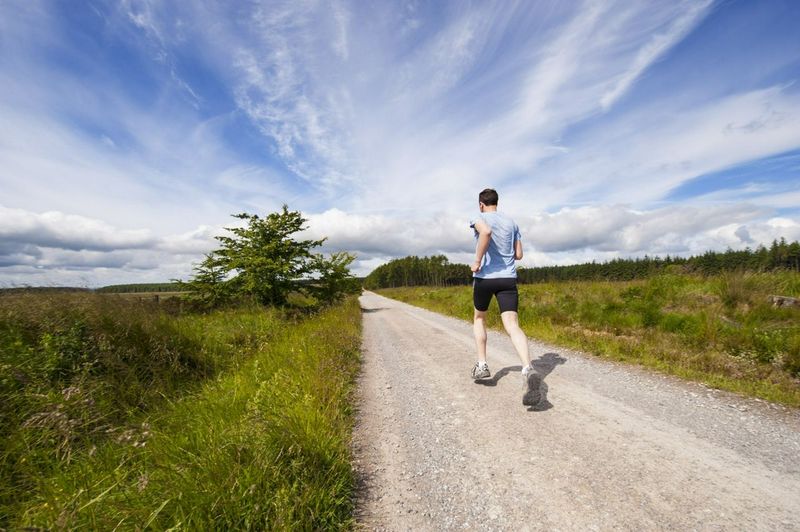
left=352, top=291, right=800, bottom=531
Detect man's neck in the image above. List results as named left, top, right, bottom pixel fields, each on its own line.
left=482, top=206, right=498, bottom=213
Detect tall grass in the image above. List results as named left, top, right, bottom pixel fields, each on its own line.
left=377, top=271, right=800, bottom=406
left=1, top=291, right=361, bottom=530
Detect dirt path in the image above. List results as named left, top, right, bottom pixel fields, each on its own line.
left=352, top=291, right=800, bottom=531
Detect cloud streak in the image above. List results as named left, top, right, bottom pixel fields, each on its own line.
left=599, top=1, right=713, bottom=110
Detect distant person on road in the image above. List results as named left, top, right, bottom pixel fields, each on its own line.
left=469, top=188, right=540, bottom=406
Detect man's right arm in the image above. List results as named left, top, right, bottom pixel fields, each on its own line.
left=471, top=220, right=492, bottom=273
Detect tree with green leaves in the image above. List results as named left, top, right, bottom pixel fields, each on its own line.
left=183, top=253, right=231, bottom=307
left=306, top=251, right=362, bottom=304
left=181, top=206, right=359, bottom=307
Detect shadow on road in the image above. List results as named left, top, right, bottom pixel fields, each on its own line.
left=472, top=353, right=566, bottom=411
left=527, top=352, right=567, bottom=412
left=474, top=353, right=567, bottom=411
left=360, top=307, right=387, bottom=313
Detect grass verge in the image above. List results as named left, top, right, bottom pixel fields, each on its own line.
left=376, top=272, right=800, bottom=407
left=2, top=292, right=361, bottom=530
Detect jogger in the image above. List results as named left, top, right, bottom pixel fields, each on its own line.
left=469, top=188, right=540, bottom=405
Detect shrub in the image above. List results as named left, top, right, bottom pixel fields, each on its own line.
left=714, top=271, right=758, bottom=308
left=633, top=299, right=663, bottom=328
left=782, top=334, right=800, bottom=377
left=660, top=313, right=701, bottom=337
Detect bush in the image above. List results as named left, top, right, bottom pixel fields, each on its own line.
left=782, top=335, right=800, bottom=377
left=635, top=300, right=663, bottom=328
left=660, top=313, right=701, bottom=337
left=715, top=271, right=758, bottom=308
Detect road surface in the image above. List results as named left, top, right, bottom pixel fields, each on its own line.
left=352, top=291, right=800, bottom=531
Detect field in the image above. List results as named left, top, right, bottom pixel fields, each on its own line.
left=377, top=271, right=800, bottom=407
left=0, top=291, right=361, bottom=530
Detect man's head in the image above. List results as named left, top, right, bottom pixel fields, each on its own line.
left=478, top=188, right=498, bottom=210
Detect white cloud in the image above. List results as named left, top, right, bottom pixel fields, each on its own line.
left=0, top=205, right=156, bottom=251
left=0, top=206, right=218, bottom=286
left=519, top=204, right=766, bottom=253
left=304, top=208, right=471, bottom=256
left=303, top=203, right=799, bottom=276
left=156, top=225, right=220, bottom=255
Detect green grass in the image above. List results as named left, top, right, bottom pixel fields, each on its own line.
left=377, top=271, right=800, bottom=407
left=1, top=291, right=361, bottom=530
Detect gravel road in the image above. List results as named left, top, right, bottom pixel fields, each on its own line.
left=352, top=291, right=800, bottom=531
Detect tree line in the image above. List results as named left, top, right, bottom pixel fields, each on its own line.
left=96, top=283, right=182, bottom=293
left=363, top=239, right=800, bottom=288
left=362, top=255, right=472, bottom=289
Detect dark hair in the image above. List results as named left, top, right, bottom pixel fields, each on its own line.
left=478, top=188, right=498, bottom=206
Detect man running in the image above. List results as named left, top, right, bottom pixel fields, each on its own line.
left=469, top=188, right=540, bottom=406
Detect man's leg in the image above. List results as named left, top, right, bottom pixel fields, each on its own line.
left=473, top=308, right=488, bottom=364
left=471, top=279, right=492, bottom=379
left=500, top=311, right=530, bottom=368
left=505, top=310, right=540, bottom=405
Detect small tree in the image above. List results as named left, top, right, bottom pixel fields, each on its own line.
left=179, top=253, right=231, bottom=307
left=183, top=206, right=359, bottom=307
left=307, top=251, right=361, bottom=305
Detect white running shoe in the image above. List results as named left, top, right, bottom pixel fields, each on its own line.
left=522, top=365, right=542, bottom=406
left=471, top=362, right=491, bottom=380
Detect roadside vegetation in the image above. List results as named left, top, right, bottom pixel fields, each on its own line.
left=1, top=206, right=362, bottom=530
left=377, top=271, right=800, bottom=407
left=1, top=292, right=360, bottom=529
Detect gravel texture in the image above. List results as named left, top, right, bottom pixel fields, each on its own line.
left=352, top=291, right=800, bottom=531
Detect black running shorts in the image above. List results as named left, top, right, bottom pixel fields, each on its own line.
left=472, top=277, right=518, bottom=313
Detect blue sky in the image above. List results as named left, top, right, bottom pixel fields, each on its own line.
left=1, top=0, right=799, bottom=286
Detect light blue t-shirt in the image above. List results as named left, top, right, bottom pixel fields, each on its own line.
left=470, top=212, right=521, bottom=279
